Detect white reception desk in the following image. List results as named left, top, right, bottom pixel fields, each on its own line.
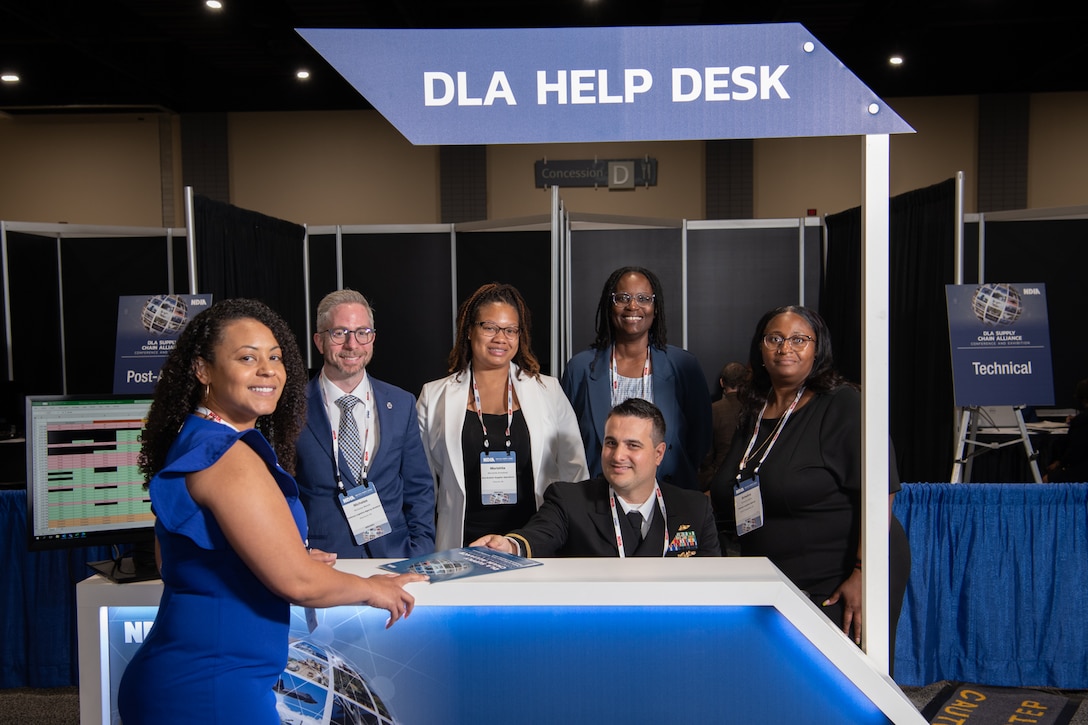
left=77, top=556, right=924, bottom=724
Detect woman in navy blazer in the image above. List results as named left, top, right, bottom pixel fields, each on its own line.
left=561, top=266, right=711, bottom=490
left=417, top=283, right=589, bottom=550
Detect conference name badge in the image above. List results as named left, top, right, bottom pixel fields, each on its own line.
left=480, top=451, right=518, bottom=505
left=338, top=482, right=391, bottom=545
left=734, top=476, right=764, bottom=536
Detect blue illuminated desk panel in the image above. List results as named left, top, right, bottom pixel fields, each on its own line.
left=77, top=557, right=923, bottom=724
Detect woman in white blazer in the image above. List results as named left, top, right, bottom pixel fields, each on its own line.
left=417, top=283, right=589, bottom=551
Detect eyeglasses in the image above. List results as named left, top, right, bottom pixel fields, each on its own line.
left=762, top=334, right=815, bottom=351
left=476, top=321, right=520, bottom=339
left=321, top=327, right=376, bottom=344
left=611, top=292, right=655, bottom=307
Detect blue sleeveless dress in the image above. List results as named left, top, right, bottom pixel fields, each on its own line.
left=117, top=415, right=307, bottom=724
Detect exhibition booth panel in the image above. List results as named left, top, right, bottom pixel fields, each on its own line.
left=302, top=213, right=823, bottom=396
left=0, top=221, right=186, bottom=398
left=684, top=218, right=823, bottom=389
left=303, top=224, right=456, bottom=394
left=0, top=204, right=829, bottom=409
left=77, top=557, right=925, bottom=725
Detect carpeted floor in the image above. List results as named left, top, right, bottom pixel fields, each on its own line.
left=0, top=686, right=79, bottom=725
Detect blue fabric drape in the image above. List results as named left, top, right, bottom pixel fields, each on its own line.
left=1, top=489, right=114, bottom=688
left=894, top=483, right=1088, bottom=687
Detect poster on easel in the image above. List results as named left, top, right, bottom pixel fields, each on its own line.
left=113, top=294, right=213, bottom=394
left=945, top=283, right=1054, bottom=407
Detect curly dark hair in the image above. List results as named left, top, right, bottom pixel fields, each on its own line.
left=591, top=266, right=669, bottom=351
left=738, top=305, right=849, bottom=430
left=138, top=298, right=308, bottom=481
left=447, top=282, right=540, bottom=380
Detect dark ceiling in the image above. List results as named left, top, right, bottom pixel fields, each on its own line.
left=1, top=0, right=1085, bottom=116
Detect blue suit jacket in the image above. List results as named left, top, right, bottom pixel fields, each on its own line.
left=561, top=344, right=712, bottom=490
left=295, top=374, right=435, bottom=558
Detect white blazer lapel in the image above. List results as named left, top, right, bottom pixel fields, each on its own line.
left=442, top=372, right=470, bottom=497
left=509, top=363, right=546, bottom=488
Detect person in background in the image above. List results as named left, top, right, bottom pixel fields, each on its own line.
left=295, top=290, right=435, bottom=558
left=472, top=398, right=719, bottom=558
left=562, top=266, right=711, bottom=490
left=709, top=305, right=909, bottom=650
left=117, top=299, right=424, bottom=725
left=1044, top=377, right=1088, bottom=482
left=697, top=361, right=749, bottom=490
left=417, top=282, right=589, bottom=549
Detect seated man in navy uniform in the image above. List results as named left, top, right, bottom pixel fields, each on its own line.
left=472, top=398, right=720, bottom=558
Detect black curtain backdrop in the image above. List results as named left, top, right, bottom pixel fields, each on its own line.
left=823, top=178, right=956, bottom=483
left=194, top=195, right=308, bottom=351
left=821, top=209, right=863, bottom=386
left=982, top=219, right=1086, bottom=412
left=305, top=231, right=338, bottom=378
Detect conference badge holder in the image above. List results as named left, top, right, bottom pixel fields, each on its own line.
left=732, top=387, right=802, bottom=538
left=338, top=482, right=392, bottom=545
left=480, top=451, right=517, bottom=505
left=734, top=476, right=764, bottom=535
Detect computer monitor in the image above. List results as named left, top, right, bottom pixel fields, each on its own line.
left=25, top=394, right=158, bottom=581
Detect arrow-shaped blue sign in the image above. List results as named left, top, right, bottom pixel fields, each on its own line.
left=299, top=25, right=913, bottom=145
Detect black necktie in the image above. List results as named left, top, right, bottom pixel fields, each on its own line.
left=626, top=510, right=644, bottom=540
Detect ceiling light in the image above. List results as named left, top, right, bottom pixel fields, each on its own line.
left=889, top=55, right=904, bottom=67
left=1, top=73, right=20, bottom=83
left=205, top=1, right=223, bottom=10
left=296, top=70, right=311, bottom=80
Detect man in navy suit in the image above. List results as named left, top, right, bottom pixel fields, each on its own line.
left=472, top=399, right=719, bottom=558
left=295, top=290, right=435, bottom=558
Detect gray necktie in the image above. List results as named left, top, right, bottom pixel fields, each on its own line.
left=336, top=395, right=363, bottom=485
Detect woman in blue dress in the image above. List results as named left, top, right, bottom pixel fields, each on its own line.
left=117, top=299, right=425, bottom=725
